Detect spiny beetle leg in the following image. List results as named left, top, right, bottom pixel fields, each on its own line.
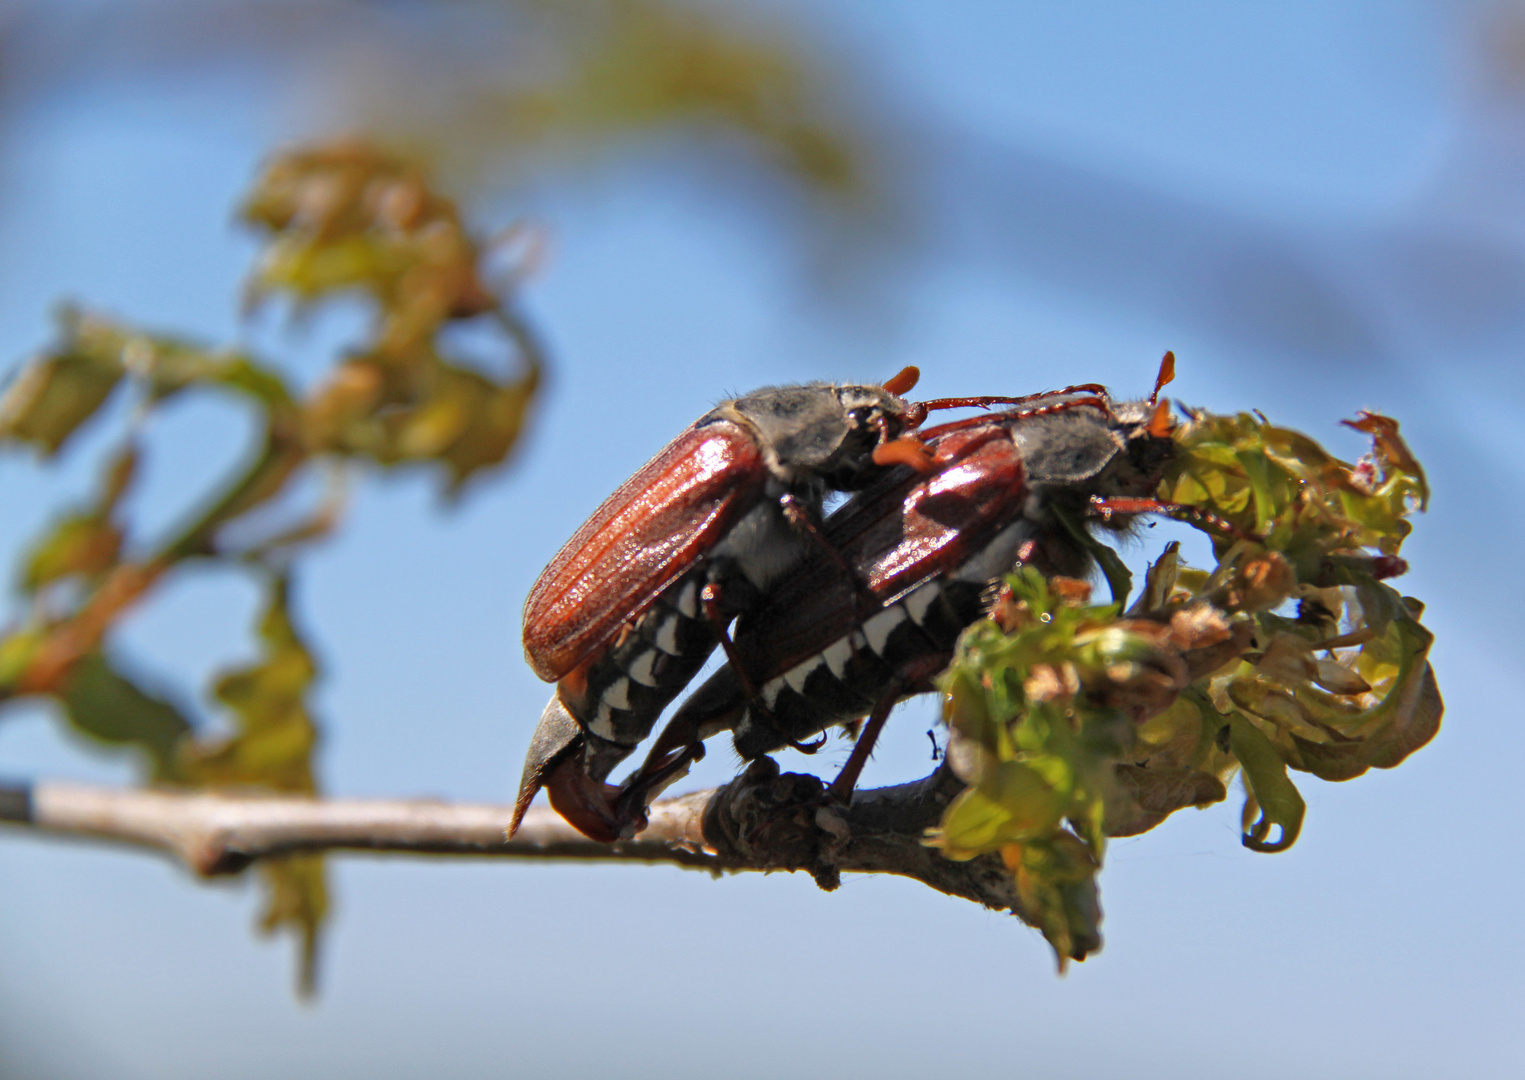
left=701, top=582, right=759, bottom=703
left=827, top=652, right=950, bottom=804
left=1088, top=495, right=1258, bottom=542
left=918, top=394, right=1112, bottom=441
left=915, top=383, right=1111, bottom=415
left=777, top=491, right=878, bottom=613
left=827, top=684, right=901, bottom=804
left=774, top=491, right=884, bottom=613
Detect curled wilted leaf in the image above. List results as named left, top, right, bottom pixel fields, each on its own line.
left=1228, top=713, right=1305, bottom=853
left=1291, top=617, right=1440, bottom=781
left=1342, top=411, right=1428, bottom=511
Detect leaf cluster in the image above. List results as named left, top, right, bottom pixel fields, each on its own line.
left=932, top=407, right=1438, bottom=967
left=0, top=142, right=542, bottom=993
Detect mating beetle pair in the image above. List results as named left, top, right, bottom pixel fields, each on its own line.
left=514, top=360, right=1182, bottom=841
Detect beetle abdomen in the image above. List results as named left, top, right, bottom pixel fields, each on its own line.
left=560, top=486, right=820, bottom=746
left=730, top=515, right=1043, bottom=758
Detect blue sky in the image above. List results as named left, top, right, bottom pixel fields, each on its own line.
left=1, top=2, right=1521, bottom=1077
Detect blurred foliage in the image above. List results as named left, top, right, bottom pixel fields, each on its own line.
left=0, top=0, right=892, bottom=992
left=932, top=408, right=1437, bottom=967
left=0, top=141, right=542, bottom=993
left=372, top=0, right=876, bottom=206
left=0, top=0, right=889, bottom=265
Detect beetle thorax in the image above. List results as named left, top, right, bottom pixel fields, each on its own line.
left=722, top=384, right=906, bottom=487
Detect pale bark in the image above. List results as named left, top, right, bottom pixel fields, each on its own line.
left=0, top=760, right=1029, bottom=919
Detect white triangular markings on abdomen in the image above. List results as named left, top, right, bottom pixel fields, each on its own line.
left=862, top=608, right=906, bottom=655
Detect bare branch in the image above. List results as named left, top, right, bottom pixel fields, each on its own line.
left=0, top=761, right=1030, bottom=920
left=0, top=778, right=717, bottom=875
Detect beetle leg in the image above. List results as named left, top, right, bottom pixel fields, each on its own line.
left=915, top=384, right=1111, bottom=416
left=702, top=582, right=823, bottom=755
left=828, top=652, right=949, bottom=803
left=614, top=739, right=707, bottom=829
left=777, top=492, right=879, bottom=614
left=701, top=582, right=759, bottom=702
left=918, top=394, right=1113, bottom=440
left=1088, top=495, right=1258, bottom=542
left=827, top=684, right=901, bottom=804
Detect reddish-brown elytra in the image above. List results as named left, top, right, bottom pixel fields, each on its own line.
left=513, top=367, right=1054, bottom=841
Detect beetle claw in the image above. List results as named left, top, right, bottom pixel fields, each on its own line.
left=788, top=733, right=829, bottom=754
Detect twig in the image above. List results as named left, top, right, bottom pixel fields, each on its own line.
left=0, top=761, right=1030, bottom=920
left=0, top=778, right=716, bottom=875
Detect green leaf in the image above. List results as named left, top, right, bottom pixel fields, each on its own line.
left=258, top=855, right=328, bottom=999
left=21, top=513, right=123, bottom=592
left=0, top=349, right=123, bottom=455
left=935, top=761, right=1067, bottom=857
left=1004, top=832, right=1104, bottom=968
left=1228, top=713, right=1305, bottom=853
left=57, top=653, right=192, bottom=782
left=181, top=575, right=329, bottom=996
left=183, top=576, right=320, bottom=792
left=1052, top=505, right=1132, bottom=606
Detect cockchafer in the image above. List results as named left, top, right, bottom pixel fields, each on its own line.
left=512, top=369, right=1075, bottom=840
left=611, top=357, right=1200, bottom=832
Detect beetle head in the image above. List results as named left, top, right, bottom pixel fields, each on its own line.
left=1014, top=354, right=1178, bottom=502
left=1096, top=354, right=1179, bottom=499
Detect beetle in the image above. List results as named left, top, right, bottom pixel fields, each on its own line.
left=510, top=369, right=1062, bottom=840
left=611, top=360, right=1189, bottom=827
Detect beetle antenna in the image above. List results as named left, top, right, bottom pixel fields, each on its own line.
left=882, top=365, right=921, bottom=397
left=1148, top=351, right=1176, bottom=408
